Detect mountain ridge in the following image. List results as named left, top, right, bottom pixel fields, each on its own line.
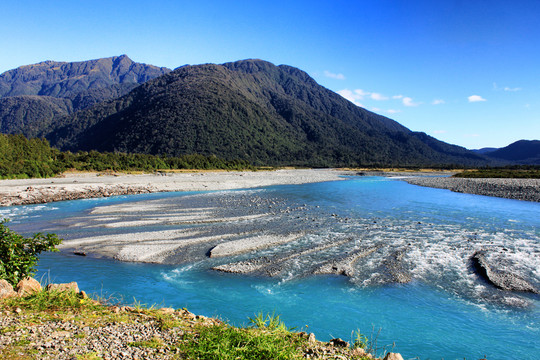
left=45, top=58, right=488, bottom=167
left=0, top=55, right=171, bottom=138
left=484, top=140, right=540, bottom=165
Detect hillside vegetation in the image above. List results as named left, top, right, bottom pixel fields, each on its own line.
left=0, top=55, right=170, bottom=139
left=453, top=165, right=540, bottom=179
left=0, top=134, right=252, bottom=179
left=44, top=59, right=488, bottom=167
left=482, top=140, right=540, bottom=165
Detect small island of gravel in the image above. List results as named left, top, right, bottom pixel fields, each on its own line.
left=402, top=176, right=540, bottom=202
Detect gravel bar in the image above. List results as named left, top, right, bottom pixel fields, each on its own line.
left=403, top=177, right=540, bottom=202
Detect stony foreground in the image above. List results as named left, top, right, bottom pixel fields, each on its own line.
left=403, top=177, right=540, bottom=202
left=0, top=279, right=404, bottom=360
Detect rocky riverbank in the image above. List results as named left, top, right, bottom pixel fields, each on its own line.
left=1, top=278, right=405, bottom=360
left=0, top=169, right=350, bottom=207
left=403, top=177, right=540, bottom=202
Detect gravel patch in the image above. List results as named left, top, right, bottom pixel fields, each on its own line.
left=403, top=177, right=540, bottom=202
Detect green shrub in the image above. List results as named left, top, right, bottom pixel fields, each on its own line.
left=0, top=219, right=62, bottom=285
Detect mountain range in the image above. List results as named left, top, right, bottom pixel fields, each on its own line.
left=0, top=56, right=537, bottom=167
left=0, top=55, right=170, bottom=138
left=474, top=140, right=540, bottom=165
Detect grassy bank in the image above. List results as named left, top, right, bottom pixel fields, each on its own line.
left=453, top=166, right=540, bottom=179
left=0, top=289, right=388, bottom=359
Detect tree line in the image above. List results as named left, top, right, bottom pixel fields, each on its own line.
left=0, top=134, right=253, bottom=179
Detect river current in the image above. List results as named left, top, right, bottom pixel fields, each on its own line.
left=2, top=176, right=539, bottom=359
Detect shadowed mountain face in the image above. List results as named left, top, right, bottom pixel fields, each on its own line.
left=484, top=140, right=540, bottom=165
left=47, top=59, right=488, bottom=167
left=0, top=55, right=171, bottom=137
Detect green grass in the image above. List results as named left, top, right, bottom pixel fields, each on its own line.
left=128, top=337, right=165, bottom=349
left=179, top=323, right=304, bottom=360
left=1, top=288, right=99, bottom=313
left=1, top=290, right=378, bottom=360
left=453, top=167, right=540, bottom=178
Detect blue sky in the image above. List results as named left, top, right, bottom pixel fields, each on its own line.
left=2, top=0, right=539, bottom=149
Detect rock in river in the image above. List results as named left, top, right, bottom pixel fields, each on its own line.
left=471, top=251, right=539, bottom=294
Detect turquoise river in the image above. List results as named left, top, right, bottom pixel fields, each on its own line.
left=2, top=176, right=539, bottom=360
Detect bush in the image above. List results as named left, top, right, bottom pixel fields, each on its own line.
left=0, top=219, right=62, bottom=285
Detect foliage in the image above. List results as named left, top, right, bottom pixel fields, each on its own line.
left=248, top=311, right=292, bottom=332
left=0, top=290, right=382, bottom=360
left=0, top=134, right=62, bottom=178
left=352, top=329, right=369, bottom=350
left=2, top=57, right=498, bottom=168
left=179, top=323, right=304, bottom=360
left=482, top=140, right=540, bottom=164
left=42, top=59, right=490, bottom=168
left=0, top=219, right=62, bottom=285
left=0, top=56, right=170, bottom=141
left=0, top=133, right=253, bottom=179
left=453, top=165, right=540, bottom=178
left=1, top=287, right=97, bottom=313
left=127, top=337, right=165, bottom=349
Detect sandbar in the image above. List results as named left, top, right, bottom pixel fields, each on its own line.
left=0, top=169, right=350, bottom=207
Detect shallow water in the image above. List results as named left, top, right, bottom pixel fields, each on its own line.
left=4, top=176, right=539, bottom=359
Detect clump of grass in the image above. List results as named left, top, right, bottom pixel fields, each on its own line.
left=248, top=311, right=293, bottom=332
left=128, top=336, right=165, bottom=349
left=178, top=322, right=304, bottom=360
left=1, top=289, right=100, bottom=313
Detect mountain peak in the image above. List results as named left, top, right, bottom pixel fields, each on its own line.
left=0, top=55, right=171, bottom=99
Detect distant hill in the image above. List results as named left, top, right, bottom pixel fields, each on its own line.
left=0, top=55, right=171, bottom=137
left=471, top=147, right=498, bottom=155
left=46, top=59, right=488, bottom=167
left=483, top=140, right=540, bottom=165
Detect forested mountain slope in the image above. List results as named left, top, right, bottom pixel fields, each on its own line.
left=47, top=59, right=487, bottom=167
left=0, top=55, right=171, bottom=138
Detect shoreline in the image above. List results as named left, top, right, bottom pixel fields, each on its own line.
left=4, top=170, right=539, bottom=207
left=0, top=169, right=351, bottom=207
left=402, top=176, right=540, bottom=202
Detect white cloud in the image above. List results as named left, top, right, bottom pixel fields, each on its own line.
left=337, top=89, right=364, bottom=107
left=468, top=95, right=486, bottom=102
left=370, top=92, right=389, bottom=101
left=432, top=99, right=445, bottom=105
left=354, top=89, right=370, bottom=97
left=370, top=107, right=401, bottom=115
left=370, top=93, right=388, bottom=101
left=324, top=70, right=345, bottom=80
left=402, top=97, right=420, bottom=107
left=494, top=83, right=522, bottom=92
left=432, top=130, right=447, bottom=134
left=392, top=95, right=404, bottom=99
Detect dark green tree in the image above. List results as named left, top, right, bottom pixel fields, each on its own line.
left=0, top=220, right=62, bottom=285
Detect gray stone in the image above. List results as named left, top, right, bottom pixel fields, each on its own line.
left=472, top=251, right=539, bottom=294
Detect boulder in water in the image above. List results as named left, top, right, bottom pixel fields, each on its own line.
left=471, top=251, right=539, bottom=294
